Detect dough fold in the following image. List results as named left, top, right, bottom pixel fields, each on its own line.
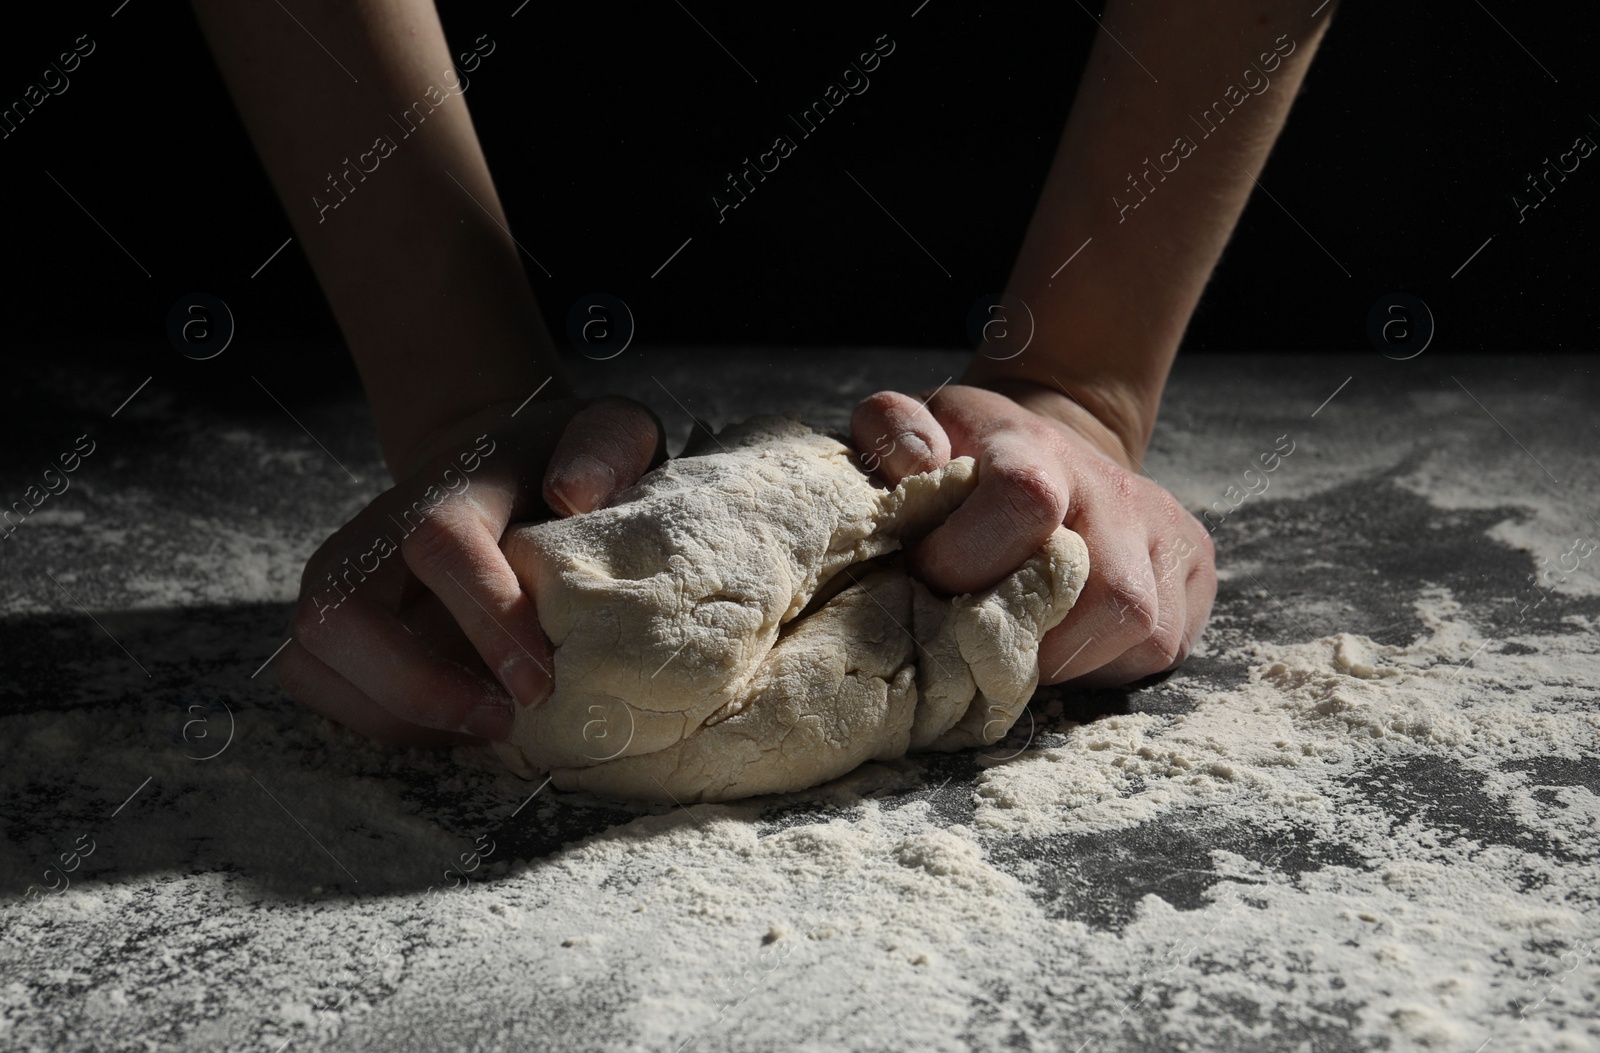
left=494, top=415, right=1088, bottom=802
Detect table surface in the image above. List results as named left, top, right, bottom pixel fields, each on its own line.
left=1, top=350, right=1596, bottom=1052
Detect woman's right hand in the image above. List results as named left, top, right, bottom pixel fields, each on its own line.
left=275, top=394, right=666, bottom=746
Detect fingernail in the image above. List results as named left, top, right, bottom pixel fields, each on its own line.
left=500, top=654, right=552, bottom=710
left=898, top=431, right=933, bottom=470
left=548, top=454, right=615, bottom=515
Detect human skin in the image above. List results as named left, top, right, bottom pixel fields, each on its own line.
left=854, top=0, right=1338, bottom=685
left=191, top=0, right=1335, bottom=742
left=192, top=0, right=665, bottom=743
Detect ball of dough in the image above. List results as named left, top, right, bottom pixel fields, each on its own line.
left=493, top=415, right=1088, bottom=802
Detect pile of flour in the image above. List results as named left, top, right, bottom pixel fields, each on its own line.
left=3, top=584, right=1595, bottom=1051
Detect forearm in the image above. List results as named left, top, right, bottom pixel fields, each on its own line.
left=191, top=0, right=566, bottom=476
left=968, top=0, right=1337, bottom=462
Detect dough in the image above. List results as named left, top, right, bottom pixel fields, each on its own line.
left=493, top=415, right=1088, bottom=802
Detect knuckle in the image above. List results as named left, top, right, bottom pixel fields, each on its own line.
left=1131, top=595, right=1161, bottom=637
left=589, top=396, right=661, bottom=453
left=994, top=462, right=1067, bottom=532
left=861, top=389, right=908, bottom=415
left=1104, top=463, right=1141, bottom=505
left=296, top=557, right=321, bottom=595
left=926, top=381, right=976, bottom=414
left=854, top=390, right=911, bottom=432
left=401, top=509, right=463, bottom=577
left=1111, top=577, right=1160, bottom=635
left=273, top=668, right=303, bottom=704
left=1149, top=623, right=1186, bottom=668
left=567, top=400, right=662, bottom=480
left=274, top=646, right=313, bottom=699
left=1180, top=507, right=1217, bottom=557
left=620, top=410, right=664, bottom=462
left=1173, top=623, right=1200, bottom=665
left=292, top=594, right=336, bottom=649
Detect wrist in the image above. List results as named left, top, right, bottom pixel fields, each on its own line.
left=310, top=177, right=575, bottom=478
left=384, top=374, right=578, bottom=481
left=381, top=379, right=576, bottom=481
left=963, top=367, right=1152, bottom=473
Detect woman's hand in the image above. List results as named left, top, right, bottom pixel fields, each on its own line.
left=276, top=395, right=665, bottom=745
left=852, top=381, right=1215, bottom=686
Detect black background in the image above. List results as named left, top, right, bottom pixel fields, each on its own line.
left=1, top=0, right=1595, bottom=388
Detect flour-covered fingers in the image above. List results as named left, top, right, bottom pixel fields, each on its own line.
left=850, top=390, right=952, bottom=484
left=910, top=433, right=1070, bottom=596
left=398, top=496, right=553, bottom=715
left=1118, top=516, right=1215, bottom=674
left=275, top=639, right=470, bottom=746
left=543, top=396, right=666, bottom=516
left=294, top=516, right=415, bottom=610
left=1176, top=524, right=1218, bottom=663
left=1069, top=570, right=1184, bottom=687
left=292, top=590, right=515, bottom=738
left=1037, top=521, right=1161, bottom=684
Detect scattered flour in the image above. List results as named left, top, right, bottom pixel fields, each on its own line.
left=2, top=588, right=1595, bottom=1051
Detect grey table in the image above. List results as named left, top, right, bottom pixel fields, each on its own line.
left=1, top=349, right=1596, bottom=1052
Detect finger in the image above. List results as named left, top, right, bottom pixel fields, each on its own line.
left=909, top=430, right=1069, bottom=595
left=1142, top=515, right=1218, bottom=670
left=1037, top=519, right=1162, bottom=685
left=300, top=533, right=415, bottom=613
left=850, top=390, right=952, bottom=484
left=543, top=396, right=667, bottom=516
left=276, top=640, right=472, bottom=747
left=293, top=591, right=517, bottom=738
left=399, top=494, right=555, bottom=713
left=298, top=516, right=417, bottom=609
left=1177, top=527, right=1218, bottom=660
left=1073, top=541, right=1187, bottom=686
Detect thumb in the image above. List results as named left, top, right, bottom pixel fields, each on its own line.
left=543, top=396, right=667, bottom=516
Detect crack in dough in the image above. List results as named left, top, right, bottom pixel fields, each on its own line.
left=493, top=415, right=1089, bottom=802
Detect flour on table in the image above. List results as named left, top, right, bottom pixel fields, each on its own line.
left=3, top=587, right=1594, bottom=1052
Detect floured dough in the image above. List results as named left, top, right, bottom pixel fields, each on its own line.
left=493, top=416, right=1088, bottom=802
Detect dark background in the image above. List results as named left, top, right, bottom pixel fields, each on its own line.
left=1, top=0, right=1595, bottom=389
